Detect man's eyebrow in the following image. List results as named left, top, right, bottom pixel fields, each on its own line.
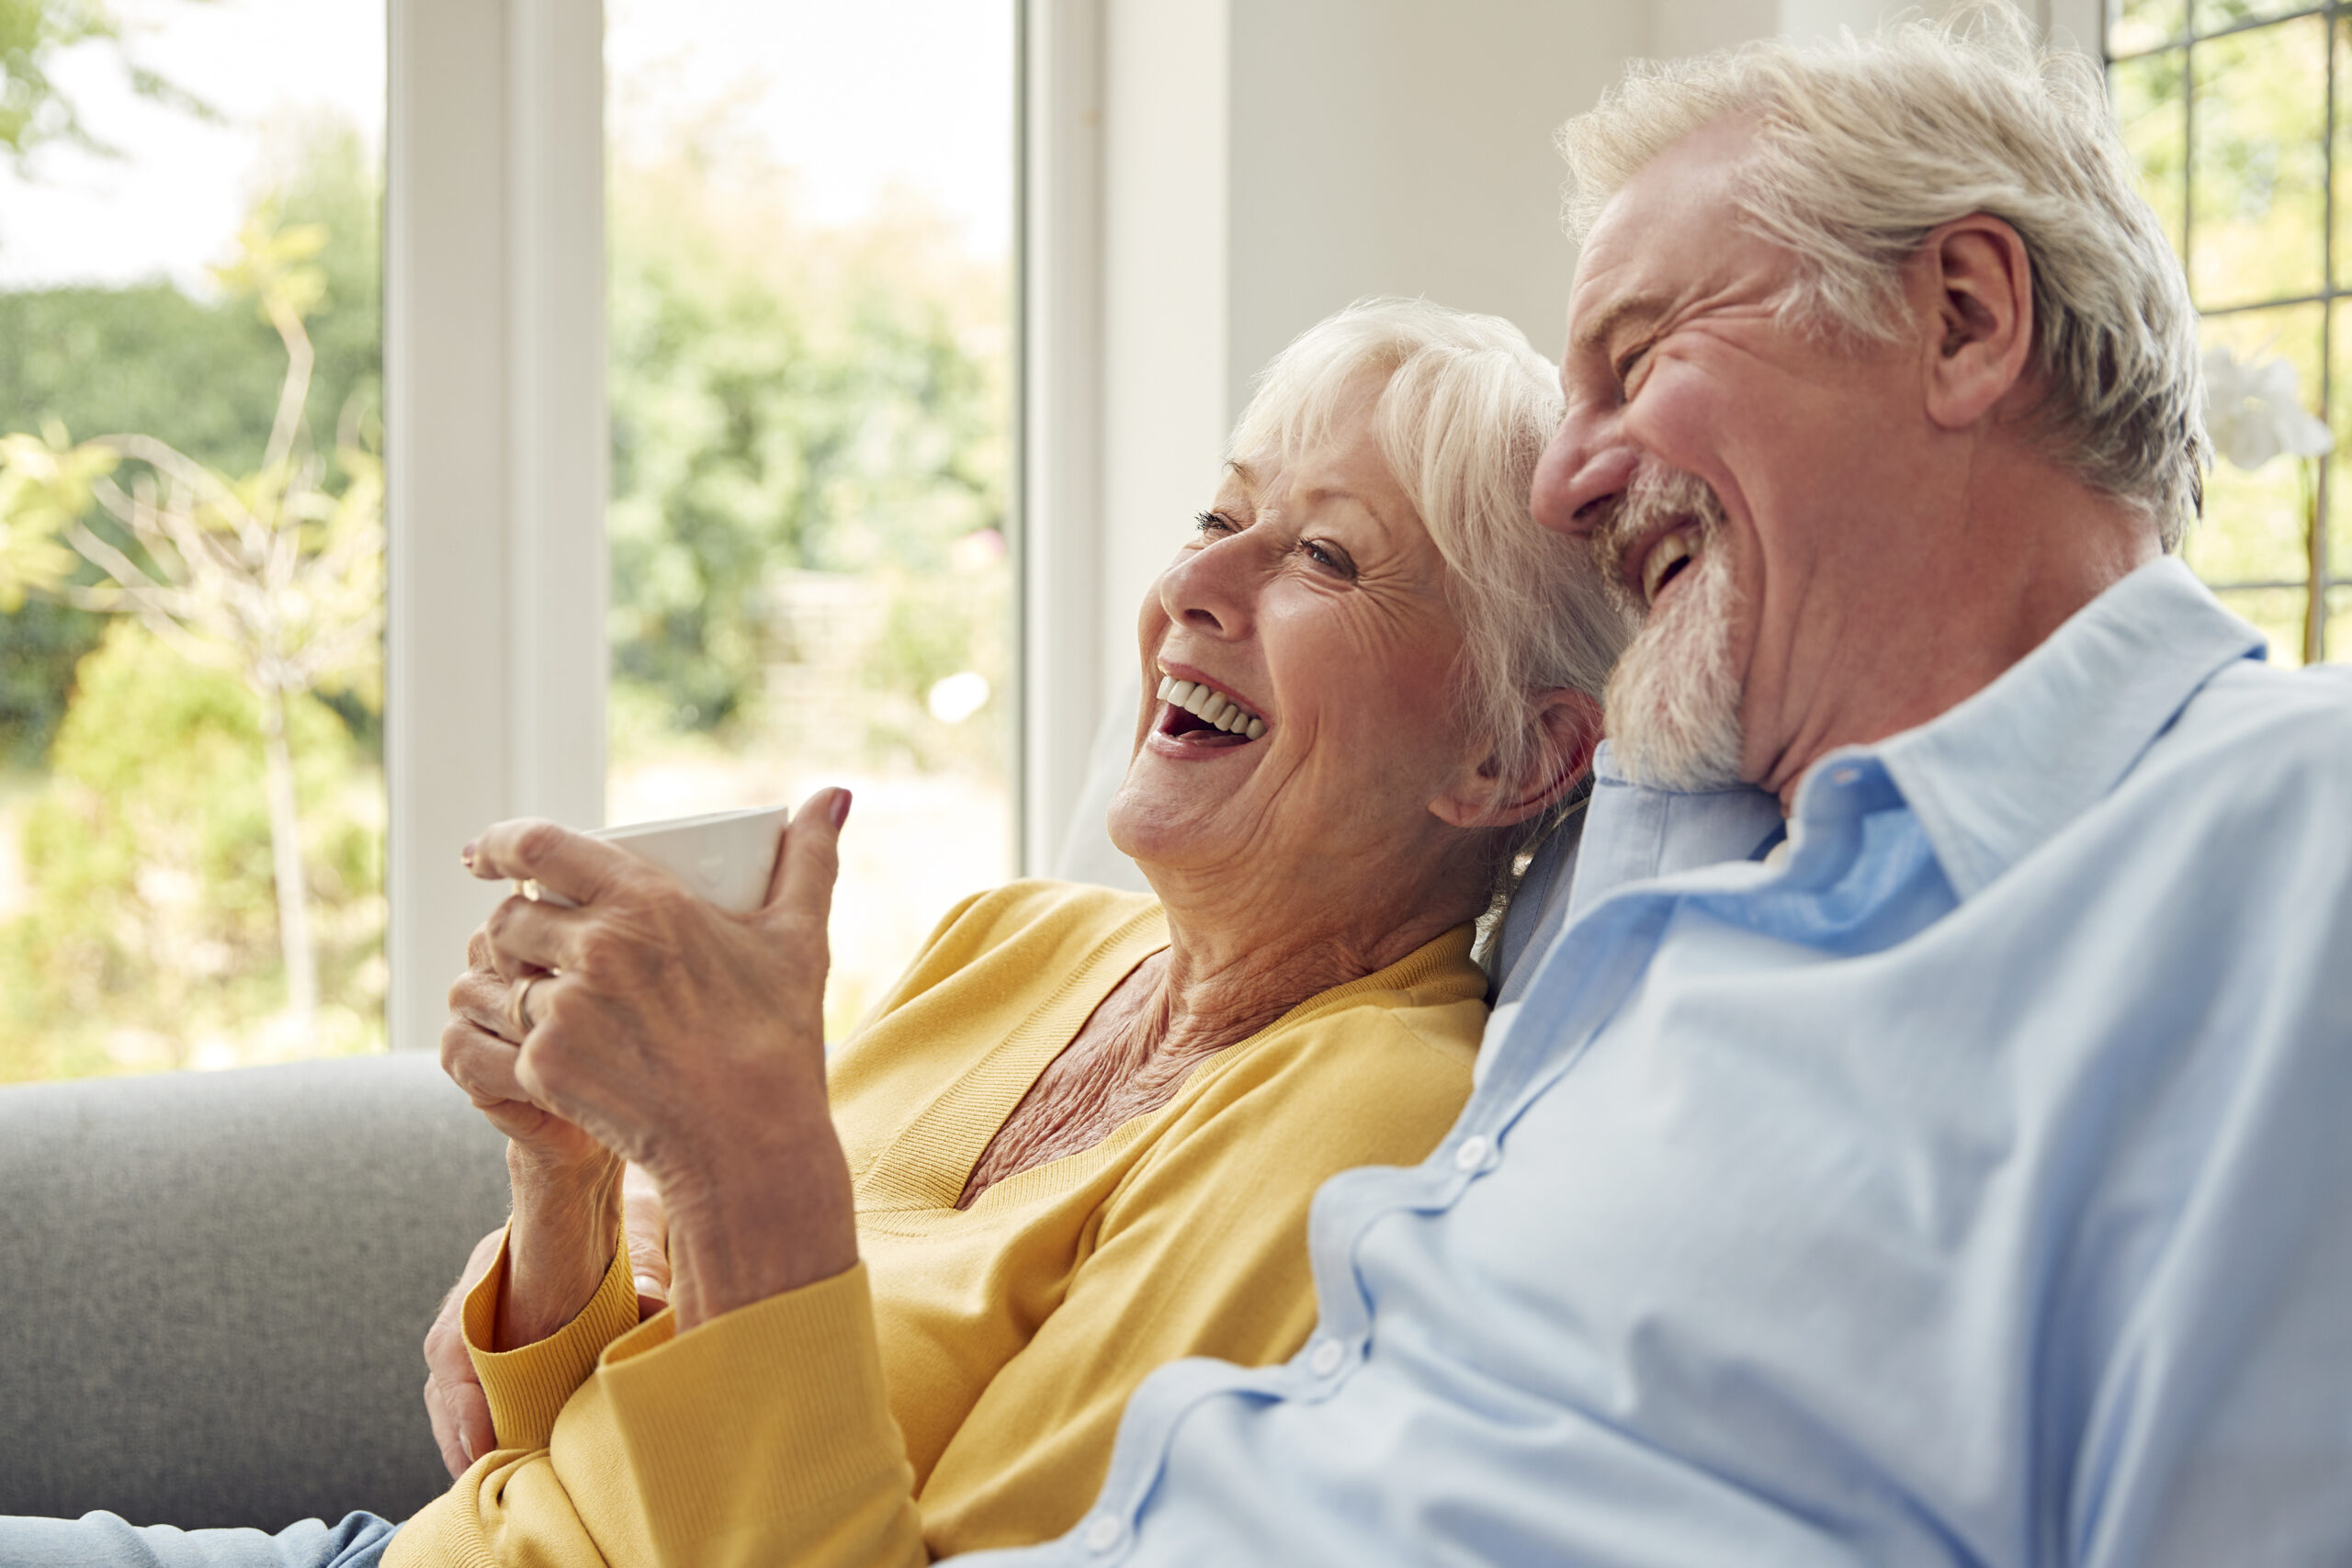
left=1570, top=294, right=1668, bottom=358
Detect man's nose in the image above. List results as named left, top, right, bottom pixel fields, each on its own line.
left=1531, top=423, right=1638, bottom=539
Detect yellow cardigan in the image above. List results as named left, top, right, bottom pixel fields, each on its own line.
left=388, top=881, right=1485, bottom=1567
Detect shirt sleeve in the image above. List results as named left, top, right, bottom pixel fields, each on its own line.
left=462, top=1224, right=642, bottom=1451
left=2070, top=739, right=2352, bottom=1568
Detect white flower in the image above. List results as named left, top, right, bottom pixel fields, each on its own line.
left=2202, top=344, right=2334, bottom=471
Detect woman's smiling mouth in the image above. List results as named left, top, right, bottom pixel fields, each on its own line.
left=1155, top=672, right=1268, bottom=748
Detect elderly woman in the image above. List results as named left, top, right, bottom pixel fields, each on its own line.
left=0, top=300, right=1623, bottom=1568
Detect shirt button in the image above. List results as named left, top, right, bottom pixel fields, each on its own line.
left=1453, top=1134, right=1491, bottom=1172
left=1308, top=1337, right=1346, bottom=1377
left=1083, top=1515, right=1124, bottom=1552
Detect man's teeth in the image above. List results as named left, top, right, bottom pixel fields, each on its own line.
left=1643, top=532, right=1698, bottom=605
left=1155, top=674, right=1267, bottom=739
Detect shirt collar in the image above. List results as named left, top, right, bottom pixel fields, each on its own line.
left=1848, top=557, right=2264, bottom=901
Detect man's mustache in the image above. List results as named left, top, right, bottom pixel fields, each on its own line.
left=1591, top=467, right=1728, bottom=616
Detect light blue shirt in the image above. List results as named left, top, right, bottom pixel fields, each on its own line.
left=970, top=558, right=2352, bottom=1567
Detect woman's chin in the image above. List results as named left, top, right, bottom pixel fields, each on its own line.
left=1106, top=779, right=1241, bottom=875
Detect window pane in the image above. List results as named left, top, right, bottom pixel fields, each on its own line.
left=2330, top=299, right=2352, bottom=581
left=0, top=0, right=386, bottom=1081
left=2193, top=305, right=2325, bottom=584
left=2214, top=585, right=2312, bottom=662
left=605, top=1, right=1016, bottom=1043
left=2336, top=17, right=2352, bottom=294
left=2113, top=49, right=2188, bottom=259
left=2195, top=0, right=2314, bottom=37
left=2189, top=16, right=2327, bottom=310
left=2112, top=0, right=2186, bottom=57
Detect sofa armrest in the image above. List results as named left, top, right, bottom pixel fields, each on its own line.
left=0, top=1052, right=511, bottom=1529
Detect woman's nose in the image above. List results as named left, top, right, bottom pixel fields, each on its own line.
left=1531, top=423, right=1639, bottom=539
left=1156, top=535, right=1257, bottom=639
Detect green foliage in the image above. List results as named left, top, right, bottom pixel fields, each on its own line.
left=0, top=620, right=382, bottom=1080
left=0, top=0, right=213, bottom=169
left=0, top=121, right=381, bottom=764
left=607, top=157, right=1007, bottom=737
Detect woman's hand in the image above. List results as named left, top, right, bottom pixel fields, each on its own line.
left=463, top=788, right=859, bottom=1331
left=442, top=926, right=626, bottom=1348
left=422, top=1172, right=672, bottom=1481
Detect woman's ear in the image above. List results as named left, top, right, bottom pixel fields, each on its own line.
left=1430, top=689, right=1604, bottom=829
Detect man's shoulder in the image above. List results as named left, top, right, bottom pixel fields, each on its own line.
left=2149, top=656, right=2352, bottom=785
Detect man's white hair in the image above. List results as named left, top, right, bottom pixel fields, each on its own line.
left=1230, top=297, right=1634, bottom=809
left=1556, top=2, right=2207, bottom=546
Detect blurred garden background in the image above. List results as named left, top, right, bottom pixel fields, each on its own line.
left=0, top=0, right=1012, bottom=1080
left=9, top=0, right=2343, bottom=1085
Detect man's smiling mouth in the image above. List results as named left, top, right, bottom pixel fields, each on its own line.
left=1640, top=526, right=1701, bottom=607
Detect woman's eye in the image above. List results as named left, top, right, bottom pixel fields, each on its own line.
left=1194, top=510, right=1238, bottom=537
left=1301, top=539, right=1356, bottom=579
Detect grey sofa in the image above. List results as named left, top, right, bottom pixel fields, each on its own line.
left=0, top=1053, right=511, bottom=1530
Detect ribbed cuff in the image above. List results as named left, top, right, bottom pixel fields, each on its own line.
left=598, top=1262, right=914, bottom=1563
left=462, top=1224, right=641, bottom=1450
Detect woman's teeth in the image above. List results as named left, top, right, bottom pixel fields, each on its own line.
left=1156, top=675, right=1267, bottom=739
left=1643, top=531, right=1698, bottom=606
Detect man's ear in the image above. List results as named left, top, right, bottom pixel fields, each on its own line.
left=1430, top=689, right=1605, bottom=829
left=1914, top=214, right=2035, bottom=433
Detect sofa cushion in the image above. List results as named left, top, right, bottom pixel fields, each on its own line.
left=0, top=1052, right=510, bottom=1529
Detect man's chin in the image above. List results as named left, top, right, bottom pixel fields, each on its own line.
left=1601, top=559, right=1747, bottom=793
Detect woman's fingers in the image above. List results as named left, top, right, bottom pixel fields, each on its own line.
left=465, top=818, right=641, bottom=908
left=769, top=787, right=851, bottom=928
left=447, top=964, right=520, bottom=1042
left=424, top=1226, right=506, bottom=1479
left=621, top=1163, right=671, bottom=1316
left=441, top=1012, right=534, bottom=1109
left=483, top=892, right=591, bottom=979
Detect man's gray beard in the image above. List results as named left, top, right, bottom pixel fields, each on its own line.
left=1596, top=471, right=1747, bottom=793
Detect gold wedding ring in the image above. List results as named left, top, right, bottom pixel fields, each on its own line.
left=506, top=973, right=542, bottom=1039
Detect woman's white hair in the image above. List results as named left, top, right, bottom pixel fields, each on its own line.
left=1557, top=2, right=2206, bottom=546
left=1228, top=297, right=1633, bottom=813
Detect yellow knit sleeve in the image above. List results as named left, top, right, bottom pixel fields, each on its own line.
left=596, top=1262, right=928, bottom=1568
left=461, top=1224, right=641, bottom=1451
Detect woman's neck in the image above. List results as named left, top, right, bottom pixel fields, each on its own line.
left=1142, top=859, right=1483, bottom=1063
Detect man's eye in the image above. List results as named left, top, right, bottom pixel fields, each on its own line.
left=1615, top=344, right=1653, bottom=392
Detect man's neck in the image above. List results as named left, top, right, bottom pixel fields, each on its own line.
left=1756, top=476, right=2165, bottom=814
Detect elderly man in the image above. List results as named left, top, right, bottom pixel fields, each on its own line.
left=916, top=14, right=2342, bottom=1564
left=435, top=15, right=2352, bottom=1568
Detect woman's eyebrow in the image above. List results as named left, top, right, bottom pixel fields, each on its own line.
left=1296, top=484, right=1396, bottom=536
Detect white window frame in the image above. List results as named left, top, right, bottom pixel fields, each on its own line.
left=384, top=0, right=608, bottom=1050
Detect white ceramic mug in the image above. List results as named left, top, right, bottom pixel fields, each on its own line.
left=517, top=804, right=794, bottom=914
